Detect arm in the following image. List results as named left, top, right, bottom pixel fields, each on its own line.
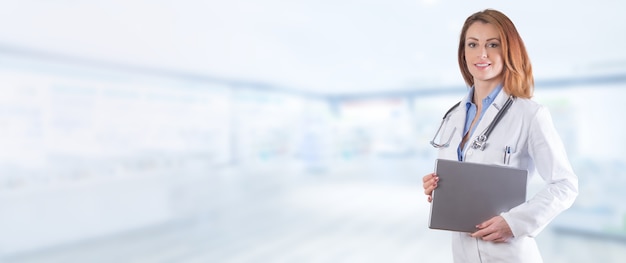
left=500, top=106, right=579, bottom=238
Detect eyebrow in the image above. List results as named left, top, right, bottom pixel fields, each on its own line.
left=466, top=37, right=501, bottom=42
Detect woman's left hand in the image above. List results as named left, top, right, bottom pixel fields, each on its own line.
left=470, top=216, right=513, bottom=243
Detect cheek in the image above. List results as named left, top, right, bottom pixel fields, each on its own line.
left=464, top=49, right=477, bottom=59
left=491, top=56, right=504, bottom=71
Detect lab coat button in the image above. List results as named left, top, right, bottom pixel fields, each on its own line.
left=467, top=150, right=473, bottom=155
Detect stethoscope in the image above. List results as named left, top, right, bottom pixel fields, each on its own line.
left=430, top=96, right=515, bottom=150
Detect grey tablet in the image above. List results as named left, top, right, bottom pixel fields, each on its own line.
left=428, top=159, right=527, bottom=233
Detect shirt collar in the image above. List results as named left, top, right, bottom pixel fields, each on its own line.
left=465, top=84, right=504, bottom=109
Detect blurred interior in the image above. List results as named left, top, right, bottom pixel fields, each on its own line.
left=1, top=1, right=626, bottom=262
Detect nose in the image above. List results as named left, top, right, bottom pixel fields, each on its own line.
left=480, top=47, right=488, bottom=58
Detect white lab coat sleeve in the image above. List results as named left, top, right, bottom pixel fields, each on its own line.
left=500, top=106, right=579, bottom=238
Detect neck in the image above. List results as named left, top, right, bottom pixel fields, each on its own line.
left=472, top=80, right=501, bottom=105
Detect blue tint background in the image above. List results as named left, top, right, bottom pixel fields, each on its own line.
left=0, top=1, right=625, bottom=262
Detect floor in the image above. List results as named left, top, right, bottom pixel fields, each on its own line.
left=3, top=159, right=625, bottom=263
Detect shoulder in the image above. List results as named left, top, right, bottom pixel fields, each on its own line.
left=441, top=100, right=464, bottom=119
left=447, top=94, right=471, bottom=115
left=512, top=98, right=556, bottom=128
left=511, top=97, right=545, bottom=116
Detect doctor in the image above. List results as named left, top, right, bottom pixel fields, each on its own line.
left=422, top=9, right=578, bottom=263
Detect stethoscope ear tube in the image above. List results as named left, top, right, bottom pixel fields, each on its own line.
left=430, top=101, right=461, bottom=148
left=442, top=101, right=461, bottom=120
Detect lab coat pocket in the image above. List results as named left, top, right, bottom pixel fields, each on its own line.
left=502, top=145, right=519, bottom=166
left=477, top=131, right=522, bottom=166
left=495, top=120, right=524, bottom=167
left=478, top=144, right=518, bottom=166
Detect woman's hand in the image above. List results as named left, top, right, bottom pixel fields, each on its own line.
left=470, top=216, right=513, bottom=243
left=422, top=173, right=438, bottom=202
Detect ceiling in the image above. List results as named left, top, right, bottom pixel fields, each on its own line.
left=1, top=0, right=625, bottom=95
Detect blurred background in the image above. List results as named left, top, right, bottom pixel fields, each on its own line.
left=0, top=0, right=625, bottom=262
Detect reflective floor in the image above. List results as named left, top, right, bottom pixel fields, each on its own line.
left=3, top=159, right=626, bottom=263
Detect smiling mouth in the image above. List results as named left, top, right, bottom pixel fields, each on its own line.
left=475, top=63, right=491, bottom=67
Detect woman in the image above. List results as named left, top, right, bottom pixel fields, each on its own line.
left=422, top=9, right=578, bottom=263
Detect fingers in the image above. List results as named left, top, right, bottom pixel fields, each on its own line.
left=471, top=216, right=512, bottom=243
left=422, top=173, right=439, bottom=195
left=479, top=230, right=509, bottom=243
left=471, top=227, right=502, bottom=242
left=471, top=217, right=495, bottom=238
left=422, top=173, right=436, bottom=183
left=422, top=173, right=438, bottom=203
left=478, top=230, right=501, bottom=242
left=475, top=216, right=496, bottom=229
left=423, top=183, right=436, bottom=196
left=470, top=228, right=488, bottom=239
left=494, top=237, right=507, bottom=243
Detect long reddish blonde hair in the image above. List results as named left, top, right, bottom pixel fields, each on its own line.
left=457, top=9, right=534, bottom=98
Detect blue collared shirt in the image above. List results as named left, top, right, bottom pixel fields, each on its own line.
left=457, top=85, right=503, bottom=161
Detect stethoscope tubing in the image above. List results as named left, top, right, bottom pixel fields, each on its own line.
left=471, top=96, right=515, bottom=150
left=430, top=96, right=515, bottom=150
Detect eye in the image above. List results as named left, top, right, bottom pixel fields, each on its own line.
left=488, top=42, right=500, bottom=48
left=467, top=42, right=476, bottom=48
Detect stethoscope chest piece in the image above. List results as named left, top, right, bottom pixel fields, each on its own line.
left=431, top=95, right=515, bottom=151
left=471, top=134, right=487, bottom=150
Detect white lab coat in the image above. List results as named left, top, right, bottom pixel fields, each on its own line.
left=435, top=90, right=578, bottom=263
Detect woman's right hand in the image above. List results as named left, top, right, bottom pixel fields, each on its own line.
left=422, top=173, right=439, bottom=203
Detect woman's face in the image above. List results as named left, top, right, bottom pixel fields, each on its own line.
left=464, top=21, right=504, bottom=86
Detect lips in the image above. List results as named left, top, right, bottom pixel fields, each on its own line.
left=473, top=62, right=492, bottom=70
